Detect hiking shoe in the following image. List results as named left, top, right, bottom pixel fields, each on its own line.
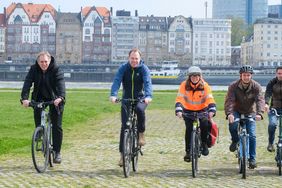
left=53, top=152, right=62, bottom=164
left=267, top=143, right=275, bottom=152
left=229, top=141, right=238, bottom=152
left=184, top=152, right=191, bottom=162
left=249, top=160, right=257, bottom=169
left=138, top=132, right=146, bottom=146
left=201, top=143, right=209, bottom=156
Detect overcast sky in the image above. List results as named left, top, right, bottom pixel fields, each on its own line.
left=1, top=0, right=281, bottom=18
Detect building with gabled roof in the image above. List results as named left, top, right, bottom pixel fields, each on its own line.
left=0, top=12, right=6, bottom=62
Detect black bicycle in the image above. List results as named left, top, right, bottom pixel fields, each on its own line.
left=234, top=114, right=254, bottom=179
left=29, top=101, right=54, bottom=173
left=183, top=112, right=207, bottom=178
left=117, top=98, right=143, bottom=178
left=270, top=108, right=282, bottom=175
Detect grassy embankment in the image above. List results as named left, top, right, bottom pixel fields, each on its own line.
left=0, top=89, right=226, bottom=156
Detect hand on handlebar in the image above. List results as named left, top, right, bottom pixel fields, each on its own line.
left=228, top=114, right=235, bottom=124
left=144, top=98, right=152, bottom=105
left=176, top=112, right=183, bottom=119
left=110, top=96, right=117, bottom=103
left=22, top=100, right=30, bottom=108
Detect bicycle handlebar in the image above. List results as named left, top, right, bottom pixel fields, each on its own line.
left=115, top=98, right=144, bottom=103
left=234, top=114, right=255, bottom=123
left=270, top=108, right=281, bottom=117
left=28, top=101, right=54, bottom=109
left=182, top=111, right=208, bottom=119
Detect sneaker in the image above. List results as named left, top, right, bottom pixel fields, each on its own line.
left=229, top=141, right=238, bottom=152
left=249, top=160, right=257, bottom=169
left=267, top=143, right=275, bottom=152
left=53, top=152, right=62, bottom=164
left=118, top=157, right=123, bottom=167
left=184, top=152, right=190, bottom=162
left=201, top=143, right=209, bottom=156
left=138, top=132, right=146, bottom=146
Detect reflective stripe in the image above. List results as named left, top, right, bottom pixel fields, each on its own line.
left=176, top=107, right=182, bottom=111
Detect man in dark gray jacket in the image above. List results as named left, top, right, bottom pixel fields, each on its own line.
left=265, top=66, right=282, bottom=152
left=224, top=65, right=264, bottom=169
left=21, top=51, right=65, bottom=164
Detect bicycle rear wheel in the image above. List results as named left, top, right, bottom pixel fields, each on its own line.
left=241, top=136, right=247, bottom=179
left=277, top=147, right=282, bottom=176
left=122, top=129, right=131, bottom=178
left=191, top=130, right=199, bottom=178
left=132, top=127, right=139, bottom=172
left=31, top=126, right=49, bottom=173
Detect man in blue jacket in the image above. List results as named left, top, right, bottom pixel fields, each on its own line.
left=110, top=48, right=153, bottom=167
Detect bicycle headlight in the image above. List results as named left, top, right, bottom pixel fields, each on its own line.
left=278, top=143, right=282, bottom=147
left=126, top=121, right=132, bottom=126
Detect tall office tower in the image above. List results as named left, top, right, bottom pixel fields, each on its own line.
left=213, top=0, right=268, bottom=25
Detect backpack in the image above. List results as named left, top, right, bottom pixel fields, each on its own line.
left=207, top=119, right=219, bottom=148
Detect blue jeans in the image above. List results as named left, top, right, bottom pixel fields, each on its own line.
left=229, top=112, right=256, bottom=161
left=268, top=109, right=282, bottom=144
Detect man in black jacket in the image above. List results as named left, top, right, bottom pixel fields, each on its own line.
left=265, top=66, right=282, bottom=152
left=21, top=51, right=66, bottom=164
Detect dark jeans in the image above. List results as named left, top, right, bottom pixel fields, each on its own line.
left=184, top=117, right=209, bottom=152
left=34, top=104, right=64, bottom=153
left=119, top=101, right=147, bottom=152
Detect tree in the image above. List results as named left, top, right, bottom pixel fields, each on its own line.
left=231, top=18, right=252, bottom=46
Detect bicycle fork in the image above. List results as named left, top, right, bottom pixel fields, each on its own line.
left=239, top=131, right=249, bottom=159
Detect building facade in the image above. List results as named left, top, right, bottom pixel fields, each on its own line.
left=56, top=12, right=82, bottom=64
left=253, top=18, right=282, bottom=67
left=138, top=15, right=168, bottom=65
left=213, top=0, right=268, bottom=25
left=0, top=13, right=5, bottom=62
left=268, top=4, right=282, bottom=18
left=193, top=18, right=231, bottom=66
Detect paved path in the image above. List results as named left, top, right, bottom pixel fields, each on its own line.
left=0, top=110, right=280, bottom=187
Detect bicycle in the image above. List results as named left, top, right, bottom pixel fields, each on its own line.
left=116, top=98, right=143, bottom=178
left=29, top=100, right=54, bottom=173
left=234, top=114, right=254, bottom=179
left=270, top=108, right=282, bottom=176
left=183, top=112, right=207, bottom=178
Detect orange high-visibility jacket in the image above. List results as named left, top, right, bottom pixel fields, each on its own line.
left=175, top=80, right=215, bottom=111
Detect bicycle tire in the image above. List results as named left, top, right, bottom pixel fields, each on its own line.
left=47, top=124, right=53, bottom=168
left=31, top=126, right=49, bottom=173
left=132, top=126, right=139, bottom=172
left=277, top=147, right=282, bottom=176
left=122, top=129, right=131, bottom=178
left=191, top=130, right=198, bottom=178
left=241, top=135, right=247, bottom=179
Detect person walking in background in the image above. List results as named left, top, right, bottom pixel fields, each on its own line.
left=21, top=51, right=66, bottom=164
left=224, top=65, right=264, bottom=169
left=264, top=66, right=282, bottom=152
left=110, top=48, right=153, bottom=167
left=175, top=66, right=216, bottom=162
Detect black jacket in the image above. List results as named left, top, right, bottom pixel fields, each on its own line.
left=265, top=77, right=282, bottom=109
left=21, top=56, right=66, bottom=102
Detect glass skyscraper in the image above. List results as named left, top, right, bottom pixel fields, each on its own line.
left=212, top=0, right=268, bottom=25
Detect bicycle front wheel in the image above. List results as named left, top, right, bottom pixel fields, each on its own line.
left=277, top=146, right=282, bottom=176
left=31, top=126, right=49, bottom=173
left=132, top=127, right=139, bottom=172
left=191, top=130, right=199, bottom=178
left=122, top=129, right=131, bottom=178
left=241, top=136, right=247, bottom=179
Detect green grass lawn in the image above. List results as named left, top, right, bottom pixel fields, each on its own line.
left=0, top=89, right=226, bottom=155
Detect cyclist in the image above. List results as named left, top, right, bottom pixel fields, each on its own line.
left=265, top=66, right=282, bottom=152
left=110, top=48, right=153, bottom=167
left=175, top=66, right=216, bottom=162
left=21, top=51, right=66, bottom=164
left=224, top=65, right=264, bottom=169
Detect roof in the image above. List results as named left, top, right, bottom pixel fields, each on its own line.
left=6, top=3, right=56, bottom=23
left=81, top=6, right=110, bottom=24
left=254, top=17, right=282, bottom=24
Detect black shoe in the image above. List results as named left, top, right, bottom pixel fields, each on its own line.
left=53, top=152, right=62, bottom=164
left=267, top=143, right=275, bottom=152
left=201, top=143, right=209, bottom=156
left=184, top=152, right=190, bottom=162
left=229, top=141, right=238, bottom=152
left=249, top=160, right=257, bottom=169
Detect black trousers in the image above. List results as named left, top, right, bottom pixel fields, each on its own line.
left=119, top=101, right=147, bottom=152
left=184, top=117, right=209, bottom=152
left=34, top=104, right=63, bottom=153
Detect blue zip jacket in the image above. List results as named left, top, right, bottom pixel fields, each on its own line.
left=110, top=60, right=153, bottom=99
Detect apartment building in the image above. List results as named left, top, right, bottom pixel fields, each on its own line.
left=241, top=35, right=254, bottom=65
left=253, top=18, right=282, bottom=66
left=56, top=12, right=82, bottom=64
left=193, top=18, right=231, bottom=66
left=6, top=3, right=56, bottom=63
left=138, top=15, right=168, bottom=65
left=0, top=13, right=5, bottom=62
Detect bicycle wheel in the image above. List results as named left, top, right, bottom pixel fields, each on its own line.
left=47, top=125, right=53, bottom=168
left=132, top=127, right=139, bottom=172
left=241, top=135, right=247, bottom=179
left=191, top=130, right=199, bottom=178
left=277, top=147, right=282, bottom=176
left=31, top=126, right=49, bottom=173
left=122, top=129, right=131, bottom=178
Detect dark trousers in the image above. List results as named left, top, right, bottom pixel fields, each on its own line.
left=119, top=101, right=147, bottom=152
left=184, top=117, right=209, bottom=152
left=34, top=105, right=63, bottom=153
